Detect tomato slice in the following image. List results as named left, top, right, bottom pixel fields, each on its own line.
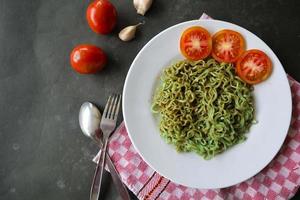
left=212, top=29, right=245, bottom=63
left=180, top=26, right=212, bottom=61
left=236, top=49, right=272, bottom=84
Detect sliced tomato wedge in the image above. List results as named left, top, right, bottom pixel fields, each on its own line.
left=212, top=29, right=245, bottom=63
left=236, top=49, right=272, bottom=84
left=180, top=26, right=212, bottom=61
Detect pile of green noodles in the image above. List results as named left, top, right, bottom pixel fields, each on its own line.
left=151, top=59, right=255, bottom=159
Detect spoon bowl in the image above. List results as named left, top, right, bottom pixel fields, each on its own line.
left=79, top=102, right=102, bottom=142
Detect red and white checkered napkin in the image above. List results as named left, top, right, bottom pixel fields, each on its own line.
left=94, top=15, right=300, bottom=200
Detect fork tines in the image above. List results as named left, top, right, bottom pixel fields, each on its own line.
left=102, top=94, right=121, bottom=120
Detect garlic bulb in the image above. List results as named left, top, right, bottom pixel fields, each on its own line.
left=133, top=0, right=153, bottom=16
left=118, top=23, right=143, bottom=42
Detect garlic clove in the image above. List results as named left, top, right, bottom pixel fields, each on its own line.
left=118, top=23, right=143, bottom=42
left=133, top=0, right=153, bottom=16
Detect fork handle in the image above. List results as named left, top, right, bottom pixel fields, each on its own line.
left=90, top=138, right=108, bottom=200
left=95, top=134, right=130, bottom=200
left=105, top=149, right=131, bottom=200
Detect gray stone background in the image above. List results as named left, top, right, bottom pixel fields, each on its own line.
left=0, top=0, right=299, bottom=199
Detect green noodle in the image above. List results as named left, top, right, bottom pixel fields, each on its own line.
left=151, top=58, right=255, bottom=159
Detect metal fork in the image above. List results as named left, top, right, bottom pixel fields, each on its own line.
left=90, top=94, right=122, bottom=200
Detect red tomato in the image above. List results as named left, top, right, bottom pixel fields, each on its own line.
left=180, top=26, right=212, bottom=61
left=212, top=29, right=245, bottom=63
left=86, top=0, right=117, bottom=34
left=236, top=49, right=272, bottom=84
left=70, top=44, right=107, bottom=74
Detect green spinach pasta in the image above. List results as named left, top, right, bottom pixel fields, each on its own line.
left=151, top=59, right=255, bottom=159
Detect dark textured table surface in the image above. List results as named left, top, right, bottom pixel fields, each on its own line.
left=0, top=0, right=299, bottom=199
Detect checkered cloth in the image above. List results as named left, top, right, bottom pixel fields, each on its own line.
left=94, top=14, right=300, bottom=200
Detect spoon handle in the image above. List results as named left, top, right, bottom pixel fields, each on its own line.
left=106, top=149, right=131, bottom=200
left=94, top=130, right=131, bottom=200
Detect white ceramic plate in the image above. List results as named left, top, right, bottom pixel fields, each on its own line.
left=122, top=20, right=292, bottom=189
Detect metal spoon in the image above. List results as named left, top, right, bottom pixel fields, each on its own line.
left=79, top=102, right=130, bottom=200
